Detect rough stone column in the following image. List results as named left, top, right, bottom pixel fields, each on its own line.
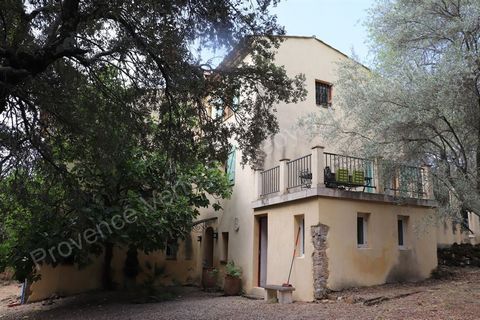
left=311, top=223, right=329, bottom=299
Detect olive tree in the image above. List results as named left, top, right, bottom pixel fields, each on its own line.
left=302, top=0, right=480, bottom=222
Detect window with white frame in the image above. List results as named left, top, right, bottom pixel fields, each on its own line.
left=397, top=216, right=408, bottom=247
left=357, top=213, right=369, bottom=247
left=295, top=215, right=305, bottom=256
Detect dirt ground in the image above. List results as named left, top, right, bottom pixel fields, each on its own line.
left=1, top=267, right=479, bottom=320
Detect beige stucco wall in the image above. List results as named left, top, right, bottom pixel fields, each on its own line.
left=261, top=37, right=351, bottom=169
left=254, top=199, right=319, bottom=301
left=436, top=220, right=466, bottom=247
left=436, top=213, right=480, bottom=246
left=28, top=258, right=104, bottom=302
left=468, top=213, right=480, bottom=244
left=254, top=197, right=437, bottom=301
left=29, top=235, right=203, bottom=302
left=319, top=198, right=437, bottom=290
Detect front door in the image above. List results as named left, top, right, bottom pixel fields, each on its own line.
left=203, top=227, right=214, bottom=268
left=258, top=216, right=268, bottom=287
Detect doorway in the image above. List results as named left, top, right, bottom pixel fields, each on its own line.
left=203, top=227, right=214, bottom=268
left=202, top=227, right=215, bottom=289
left=258, top=216, right=268, bottom=287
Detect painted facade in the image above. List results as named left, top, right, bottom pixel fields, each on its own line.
left=436, top=212, right=480, bottom=246
left=29, top=36, right=440, bottom=302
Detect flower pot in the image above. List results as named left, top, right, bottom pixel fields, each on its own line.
left=202, top=267, right=217, bottom=289
left=223, top=275, right=242, bottom=296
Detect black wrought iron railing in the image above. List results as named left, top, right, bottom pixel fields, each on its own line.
left=383, top=165, right=427, bottom=199
left=260, top=166, right=280, bottom=196
left=323, top=152, right=376, bottom=191
left=258, top=150, right=429, bottom=200
left=287, top=154, right=312, bottom=189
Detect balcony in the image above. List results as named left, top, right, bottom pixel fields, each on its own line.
left=253, top=146, right=435, bottom=208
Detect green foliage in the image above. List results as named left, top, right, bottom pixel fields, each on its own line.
left=208, top=268, right=219, bottom=277
left=0, top=0, right=306, bottom=283
left=303, top=0, right=480, bottom=220
left=225, top=261, right=242, bottom=278
left=0, top=68, right=232, bottom=282
left=0, top=0, right=306, bottom=172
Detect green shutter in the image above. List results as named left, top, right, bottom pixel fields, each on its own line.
left=227, top=148, right=236, bottom=185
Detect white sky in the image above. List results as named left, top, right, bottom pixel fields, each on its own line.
left=200, top=0, right=376, bottom=66
left=271, top=0, right=375, bottom=63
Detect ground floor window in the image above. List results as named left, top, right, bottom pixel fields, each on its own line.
left=295, top=215, right=305, bottom=256
left=398, top=216, right=408, bottom=247
left=166, top=239, right=178, bottom=260
left=221, top=232, right=229, bottom=263
left=357, top=213, right=369, bottom=247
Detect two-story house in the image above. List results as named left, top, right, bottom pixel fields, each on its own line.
left=28, top=36, right=438, bottom=303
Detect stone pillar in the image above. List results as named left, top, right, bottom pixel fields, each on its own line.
left=279, top=158, right=290, bottom=194
left=422, top=165, right=434, bottom=199
left=311, top=146, right=325, bottom=188
left=311, top=223, right=329, bottom=299
left=374, top=157, right=383, bottom=194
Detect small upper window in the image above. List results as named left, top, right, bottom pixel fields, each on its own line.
left=223, top=94, right=239, bottom=120
left=214, top=107, right=224, bottom=119
left=226, top=147, right=236, bottom=185
left=315, top=81, right=332, bottom=107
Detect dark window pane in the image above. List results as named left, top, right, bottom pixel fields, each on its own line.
left=357, top=217, right=364, bottom=245
left=166, top=240, right=177, bottom=259
left=398, top=220, right=404, bottom=246
left=315, top=82, right=331, bottom=105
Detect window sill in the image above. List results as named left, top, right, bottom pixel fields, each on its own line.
left=398, top=246, right=410, bottom=251
left=296, top=254, right=305, bottom=259
left=316, top=103, right=332, bottom=108
left=357, top=245, right=370, bottom=250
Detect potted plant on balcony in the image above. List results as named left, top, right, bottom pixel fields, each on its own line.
left=223, top=261, right=242, bottom=296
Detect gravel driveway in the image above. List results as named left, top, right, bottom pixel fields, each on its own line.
left=1, top=267, right=480, bottom=320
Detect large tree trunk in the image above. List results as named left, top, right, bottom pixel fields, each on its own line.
left=475, top=97, right=480, bottom=218
left=102, top=242, right=114, bottom=290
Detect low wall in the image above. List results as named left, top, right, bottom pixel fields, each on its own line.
left=438, top=243, right=480, bottom=267
left=28, top=237, right=201, bottom=302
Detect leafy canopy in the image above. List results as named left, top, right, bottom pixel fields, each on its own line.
left=303, top=0, right=480, bottom=220
left=0, top=0, right=306, bottom=281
